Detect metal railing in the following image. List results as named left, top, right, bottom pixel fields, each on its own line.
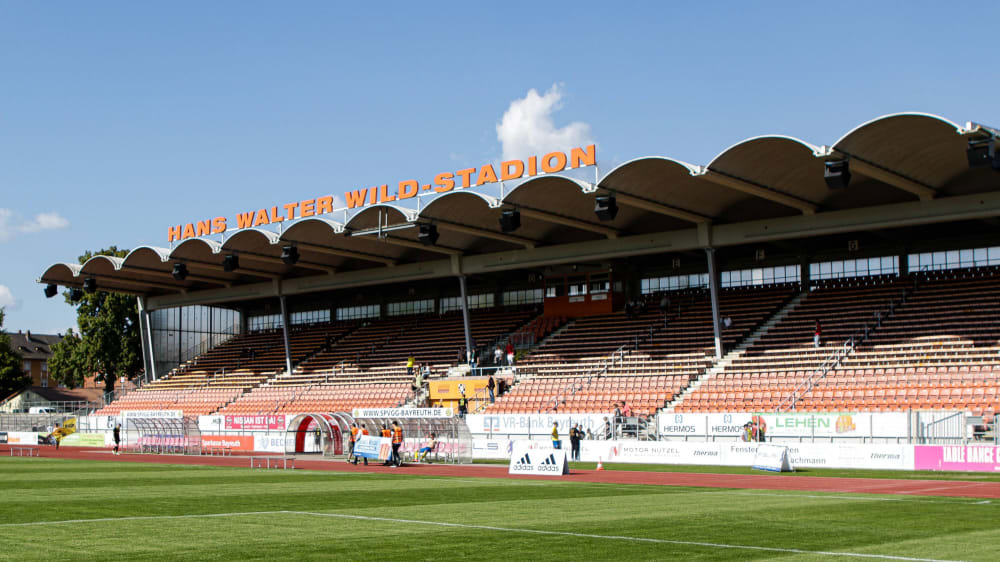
left=544, top=344, right=629, bottom=413
left=774, top=282, right=910, bottom=412
left=917, top=411, right=966, bottom=444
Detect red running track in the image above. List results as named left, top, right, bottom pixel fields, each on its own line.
left=7, top=445, right=1000, bottom=499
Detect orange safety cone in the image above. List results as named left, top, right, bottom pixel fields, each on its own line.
left=596, top=457, right=604, bottom=471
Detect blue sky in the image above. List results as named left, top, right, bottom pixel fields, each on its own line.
left=1, top=2, right=997, bottom=334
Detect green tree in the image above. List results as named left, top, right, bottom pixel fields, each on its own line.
left=0, top=309, right=31, bottom=398
left=48, top=328, right=87, bottom=389
left=62, top=247, right=143, bottom=393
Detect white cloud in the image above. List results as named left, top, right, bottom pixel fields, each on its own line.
left=0, top=208, right=70, bottom=242
left=0, top=285, right=18, bottom=311
left=21, top=212, right=70, bottom=233
left=496, top=84, right=594, bottom=163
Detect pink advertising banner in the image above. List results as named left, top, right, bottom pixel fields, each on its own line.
left=224, top=415, right=285, bottom=431
left=913, top=445, right=1000, bottom=472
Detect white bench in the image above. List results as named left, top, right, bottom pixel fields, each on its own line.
left=204, top=446, right=233, bottom=457
left=10, top=446, right=40, bottom=457
left=249, top=456, right=295, bottom=470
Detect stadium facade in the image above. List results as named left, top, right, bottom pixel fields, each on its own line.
left=30, top=112, right=1000, bottom=469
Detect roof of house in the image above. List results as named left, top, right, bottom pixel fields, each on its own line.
left=7, top=331, right=64, bottom=361
left=27, top=386, right=103, bottom=403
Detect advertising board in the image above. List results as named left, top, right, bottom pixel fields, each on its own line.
left=224, top=415, right=285, bottom=430
left=201, top=435, right=254, bottom=452
left=467, top=413, right=608, bottom=436
left=353, top=435, right=391, bottom=461
left=508, top=441, right=569, bottom=476
left=914, top=445, right=1000, bottom=472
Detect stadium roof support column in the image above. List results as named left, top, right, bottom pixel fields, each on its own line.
left=279, top=295, right=293, bottom=376
left=458, top=275, right=473, bottom=364
left=136, top=296, right=157, bottom=381
left=705, top=248, right=723, bottom=359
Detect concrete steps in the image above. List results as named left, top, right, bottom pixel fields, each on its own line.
left=661, top=289, right=809, bottom=413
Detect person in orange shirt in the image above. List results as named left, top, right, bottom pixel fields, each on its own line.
left=352, top=423, right=369, bottom=466
left=391, top=421, right=404, bottom=468
left=347, top=422, right=359, bottom=464
left=381, top=424, right=392, bottom=466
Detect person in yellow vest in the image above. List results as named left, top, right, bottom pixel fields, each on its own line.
left=551, top=422, right=561, bottom=449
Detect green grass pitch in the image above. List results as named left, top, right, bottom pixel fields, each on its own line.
left=1, top=457, right=996, bottom=561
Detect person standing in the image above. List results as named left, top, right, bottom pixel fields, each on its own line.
left=380, top=424, right=392, bottom=465
left=113, top=424, right=121, bottom=455
left=569, top=424, right=581, bottom=461
left=406, top=356, right=416, bottom=379
left=412, top=367, right=422, bottom=395
left=458, top=393, right=468, bottom=418
left=487, top=374, right=496, bottom=404
left=493, top=345, right=503, bottom=366
left=391, top=421, right=404, bottom=467
left=505, top=341, right=515, bottom=366
left=347, top=422, right=359, bottom=463
left=551, top=422, right=561, bottom=450
left=814, top=320, right=822, bottom=348
left=51, top=423, right=63, bottom=450
left=353, top=424, right=369, bottom=465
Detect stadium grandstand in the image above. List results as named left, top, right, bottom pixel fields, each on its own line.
left=38, top=112, right=1000, bottom=445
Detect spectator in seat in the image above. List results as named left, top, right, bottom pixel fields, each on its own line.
left=621, top=401, right=632, bottom=418
left=814, top=320, right=822, bottom=348
left=496, top=377, right=507, bottom=397
left=416, top=432, right=437, bottom=462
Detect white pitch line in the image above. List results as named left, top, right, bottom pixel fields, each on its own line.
left=283, top=510, right=965, bottom=562
left=720, top=490, right=998, bottom=506
left=0, top=509, right=970, bottom=561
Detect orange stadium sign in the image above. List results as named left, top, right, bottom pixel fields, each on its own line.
left=166, top=145, right=596, bottom=243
